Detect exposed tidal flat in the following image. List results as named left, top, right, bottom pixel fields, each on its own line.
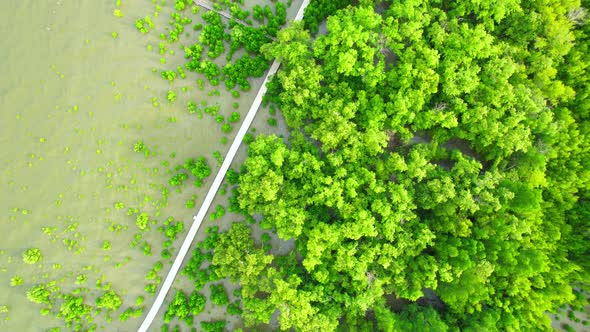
left=0, top=0, right=278, bottom=330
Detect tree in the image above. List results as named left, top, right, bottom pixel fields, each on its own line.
left=214, top=1, right=590, bottom=330
left=95, top=291, right=122, bottom=312
left=212, top=222, right=273, bottom=295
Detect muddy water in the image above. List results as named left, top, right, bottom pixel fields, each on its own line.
left=0, top=0, right=228, bottom=330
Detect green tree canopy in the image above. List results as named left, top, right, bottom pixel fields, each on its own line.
left=215, top=0, right=590, bottom=330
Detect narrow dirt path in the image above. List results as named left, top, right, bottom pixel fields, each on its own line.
left=137, top=1, right=310, bottom=331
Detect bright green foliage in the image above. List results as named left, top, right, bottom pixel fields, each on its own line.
left=178, top=226, right=220, bottom=297
left=26, top=284, right=51, bottom=304
left=163, top=291, right=189, bottom=324
left=142, top=241, right=152, bottom=256
left=166, top=90, right=176, bottom=103
left=163, top=290, right=204, bottom=326
left=251, top=3, right=287, bottom=37
left=195, top=60, right=221, bottom=81
left=209, top=284, right=229, bottom=306
left=168, top=157, right=211, bottom=188
left=177, top=66, right=186, bottom=79
left=22, top=248, right=42, bottom=265
left=135, top=16, right=154, bottom=33
left=95, top=290, right=122, bottom=312
left=209, top=204, right=226, bottom=221
left=133, top=140, right=147, bottom=154
left=222, top=54, right=269, bottom=91
left=184, top=43, right=204, bottom=70
left=166, top=11, right=190, bottom=43
left=303, top=0, right=353, bottom=34
left=145, top=269, right=158, bottom=281
left=252, top=5, right=265, bottom=23
left=200, top=320, right=226, bottom=332
left=164, top=0, right=290, bottom=93
left=261, top=232, right=271, bottom=243
left=200, top=11, right=227, bottom=59
left=188, top=291, right=206, bottom=315
left=145, top=283, right=157, bottom=294
left=135, top=296, right=145, bottom=306
left=229, top=3, right=249, bottom=21
left=161, top=70, right=177, bottom=81
left=193, top=269, right=212, bottom=290
left=161, top=249, right=172, bottom=260
left=187, top=157, right=212, bottom=187
left=58, top=294, right=93, bottom=330
left=10, top=276, right=23, bottom=287
left=174, top=0, right=189, bottom=12
left=213, top=223, right=273, bottom=298
left=243, top=132, right=254, bottom=145
left=168, top=172, right=188, bottom=187
left=228, top=25, right=270, bottom=60
left=186, top=100, right=196, bottom=113
left=75, top=274, right=87, bottom=285
left=158, top=217, right=184, bottom=243
left=270, top=4, right=287, bottom=34
left=119, top=306, right=143, bottom=322
left=226, top=168, right=239, bottom=185
left=185, top=196, right=195, bottom=209
left=213, top=1, right=590, bottom=331
left=181, top=248, right=208, bottom=280
left=201, top=226, right=220, bottom=250
left=227, top=301, right=242, bottom=315
left=135, top=213, right=149, bottom=231
left=229, top=111, right=240, bottom=123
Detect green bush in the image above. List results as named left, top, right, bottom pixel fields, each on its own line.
left=95, top=290, right=122, bottom=312
left=201, top=320, right=225, bottom=332
left=209, top=284, right=229, bottom=306
left=10, top=276, right=24, bottom=287
left=210, top=205, right=226, bottom=221
left=22, top=248, right=42, bottom=265
left=26, top=284, right=51, bottom=304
